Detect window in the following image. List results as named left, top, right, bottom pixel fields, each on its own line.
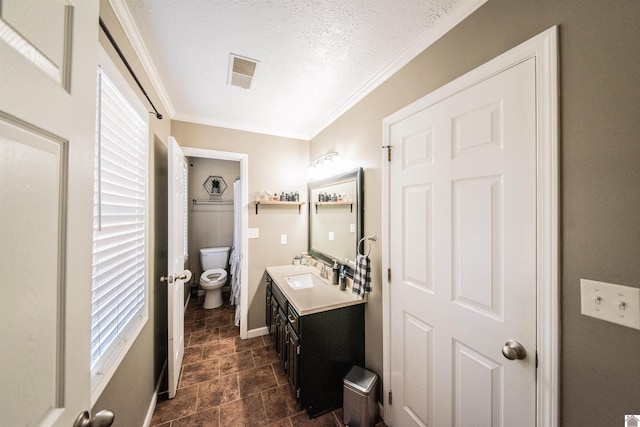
left=90, top=50, right=149, bottom=402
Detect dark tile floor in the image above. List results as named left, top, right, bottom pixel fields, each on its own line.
left=151, top=296, right=386, bottom=427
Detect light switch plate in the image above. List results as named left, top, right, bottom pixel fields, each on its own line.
left=280, top=234, right=287, bottom=244
left=580, top=278, right=640, bottom=330
left=248, top=228, right=259, bottom=239
left=329, top=231, right=334, bottom=241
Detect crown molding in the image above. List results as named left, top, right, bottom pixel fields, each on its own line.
left=307, top=0, right=488, bottom=140
left=108, top=0, right=176, bottom=118
left=172, top=112, right=310, bottom=141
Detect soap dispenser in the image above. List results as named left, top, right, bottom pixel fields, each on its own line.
left=332, top=261, right=340, bottom=285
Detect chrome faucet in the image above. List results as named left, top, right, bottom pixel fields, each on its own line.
left=315, top=260, right=329, bottom=279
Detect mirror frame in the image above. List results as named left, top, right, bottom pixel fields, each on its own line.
left=308, top=167, right=363, bottom=275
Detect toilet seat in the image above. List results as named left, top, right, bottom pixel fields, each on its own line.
left=200, top=268, right=227, bottom=287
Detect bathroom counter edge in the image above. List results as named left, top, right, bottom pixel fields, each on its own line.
left=266, top=265, right=367, bottom=316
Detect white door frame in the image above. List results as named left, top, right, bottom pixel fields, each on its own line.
left=181, top=146, right=250, bottom=339
left=381, top=26, right=559, bottom=427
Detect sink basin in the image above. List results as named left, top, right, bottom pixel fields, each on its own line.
left=283, top=273, right=325, bottom=290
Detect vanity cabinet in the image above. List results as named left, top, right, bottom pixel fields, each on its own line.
left=266, top=274, right=365, bottom=418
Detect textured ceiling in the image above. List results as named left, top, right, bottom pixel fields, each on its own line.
left=122, top=0, right=465, bottom=139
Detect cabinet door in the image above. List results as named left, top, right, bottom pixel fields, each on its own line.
left=286, top=323, right=300, bottom=399
left=270, top=295, right=279, bottom=338
left=277, top=307, right=288, bottom=362
left=266, top=290, right=273, bottom=335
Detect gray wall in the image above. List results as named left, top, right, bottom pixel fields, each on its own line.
left=310, top=0, right=640, bottom=425
left=153, top=137, right=169, bottom=395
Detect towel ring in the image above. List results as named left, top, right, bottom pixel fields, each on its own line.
left=357, top=235, right=376, bottom=257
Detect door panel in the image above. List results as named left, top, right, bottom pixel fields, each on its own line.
left=389, top=58, right=537, bottom=426
left=403, top=184, right=433, bottom=292
left=453, top=341, right=503, bottom=427
left=0, top=1, right=98, bottom=425
left=453, top=175, right=503, bottom=319
left=0, top=0, right=71, bottom=87
left=167, top=136, right=189, bottom=398
left=402, top=313, right=433, bottom=426
left=0, top=120, right=66, bottom=426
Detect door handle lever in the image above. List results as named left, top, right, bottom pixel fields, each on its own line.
left=73, top=410, right=115, bottom=427
left=160, top=270, right=192, bottom=284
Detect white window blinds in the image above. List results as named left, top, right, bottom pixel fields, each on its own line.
left=91, top=65, right=148, bottom=391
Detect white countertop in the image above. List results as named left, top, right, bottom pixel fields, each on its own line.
left=266, top=264, right=367, bottom=316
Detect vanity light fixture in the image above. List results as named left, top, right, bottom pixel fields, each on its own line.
left=308, top=151, right=341, bottom=180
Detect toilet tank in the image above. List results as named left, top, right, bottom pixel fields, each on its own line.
left=199, top=247, right=230, bottom=270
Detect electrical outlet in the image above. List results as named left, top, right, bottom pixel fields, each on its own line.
left=580, top=278, right=640, bottom=330
left=280, top=234, right=287, bottom=244
left=248, top=228, right=259, bottom=239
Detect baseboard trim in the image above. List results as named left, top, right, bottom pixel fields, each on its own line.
left=142, top=393, right=157, bottom=427
left=247, top=326, right=268, bottom=339
left=143, top=361, right=167, bottom=427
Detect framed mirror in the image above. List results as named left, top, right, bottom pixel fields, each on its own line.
left=308, top=168, right=363, bottom=274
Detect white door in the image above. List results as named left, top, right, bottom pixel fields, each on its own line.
left=0, top=3, right=100, bottom=426
left=388, top=58, right=537, bottom=426
left=167, top=136, right=191, bottom=398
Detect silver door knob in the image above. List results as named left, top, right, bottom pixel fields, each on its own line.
left=502, top=340, right=527, bottom=360
left=160, top=275, right=174, bottom=283
left=73, top=410, right=115, bottom=427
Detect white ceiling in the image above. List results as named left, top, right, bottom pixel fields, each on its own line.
left=118, top=0, right=478, bottom=140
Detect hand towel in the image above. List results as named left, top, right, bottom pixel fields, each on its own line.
left=352, top=254, right=372, bottom=299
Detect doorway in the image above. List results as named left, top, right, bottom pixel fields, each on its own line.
left=182, top=147, right=249, bottom=338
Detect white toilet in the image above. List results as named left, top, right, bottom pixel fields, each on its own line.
left=199, top=246, right=230, bottom=309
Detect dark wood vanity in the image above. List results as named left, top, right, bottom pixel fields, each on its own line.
left=266, top=271, right=365, bottom=418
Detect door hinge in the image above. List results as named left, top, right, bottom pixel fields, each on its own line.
left=382, top=145, right=392, bottom=161
left=388, top=389, right=393, bottom=405
left=296, top=388, right=300, bottom=399
left=536, top=351, right=538, bottom=368
left=297, top=345, right=301, bottom=355
left=387, top=268, right=391, bottom=282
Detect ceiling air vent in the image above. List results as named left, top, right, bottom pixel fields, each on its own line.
left=228, top=54, right=259, bottom=89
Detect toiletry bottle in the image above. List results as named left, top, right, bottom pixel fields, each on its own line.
left=339, top=267, right=347, bottom=291
left=332, top=261, right=340, bottom=285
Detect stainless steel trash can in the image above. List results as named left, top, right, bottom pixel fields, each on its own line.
left=343, top=366, right=378, bottom=427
